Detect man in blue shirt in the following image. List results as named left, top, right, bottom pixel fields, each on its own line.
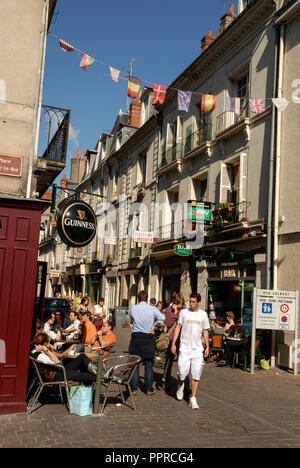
left=129, top=290, right=164, bottom=396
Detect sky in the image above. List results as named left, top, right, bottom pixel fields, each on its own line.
left=41, top=0, right=240, bottom=184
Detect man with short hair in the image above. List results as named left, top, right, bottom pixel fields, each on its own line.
left=90, top=320, right=116, bottom=358
left=171, top=292, right=210, bottom=410
left=129, top=290, right=164, bottom=396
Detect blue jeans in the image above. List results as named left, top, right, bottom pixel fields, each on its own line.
left=130, top=359, right=154, bottom=392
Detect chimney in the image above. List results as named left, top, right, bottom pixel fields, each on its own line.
left=41, top=188, right=52, bottom=201
left=201, top=31, right=215, bottom=53
left=220, top=3, right=236, bottom=32
left=70, top=147, right=87, bottom=183
left=129, top=99, right=142, bottom=128
left=59, top=173, right=67, bottom=201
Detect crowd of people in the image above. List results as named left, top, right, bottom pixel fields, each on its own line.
left=31, top=289, right=245, bottom=412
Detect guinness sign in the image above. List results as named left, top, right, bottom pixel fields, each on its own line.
left=57, top=200, right=97, bottom=247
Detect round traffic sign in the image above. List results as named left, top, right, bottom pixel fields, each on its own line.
left=281, top=316, right=288, bottom=323
left=280, top=304, right=289, bottom=314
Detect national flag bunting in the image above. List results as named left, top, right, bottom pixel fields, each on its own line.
left=178, top=90, right=192, bottom=112
left=249, top=98, right=265, bottom=114
left=152, top=83, right=167, bottom=105
left=201, top=94, right=216, bottom=114
left=59, top=38, right=75, bottom=52
left=127, top=76, right=142, bottom=99
left=80, top=54, right=95, bottom=70
left=109, top=66, right=120, bottom=82
left=226, top=97, right=240, bottom=115
left=272, top=98, right=289, bottom=112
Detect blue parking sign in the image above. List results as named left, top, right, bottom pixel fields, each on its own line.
left=262, top=303, right=272, bottom=314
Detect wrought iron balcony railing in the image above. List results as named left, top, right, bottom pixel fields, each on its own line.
left=184, top=124, right=213, bottom=155
left=160, top=142, right=183, bottom=167
left=39, top=105, right=71, bottom=163
left=211, top=201, right=250, bottom=230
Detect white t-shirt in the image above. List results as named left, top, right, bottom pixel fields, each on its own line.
left=43, top=322, right=58, bottom=341
left=31, top=349, right=54, bottom=366
left=178, top=308, right=210, bottom=351
left=93, top=305, right=107, bottom=319
left=65, top=319, right=80, bottom=340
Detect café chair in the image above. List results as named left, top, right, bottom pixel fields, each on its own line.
left=99, top=354, right=141, bottom=413
left=27, top=356, right=74, bottom=415
left=209, top=334, right=224, bottom=362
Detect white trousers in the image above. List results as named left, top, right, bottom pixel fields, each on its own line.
left=177, top=347, right=204, bottom=381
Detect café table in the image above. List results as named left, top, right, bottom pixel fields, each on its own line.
left=225, top=336, right=249, bottom=371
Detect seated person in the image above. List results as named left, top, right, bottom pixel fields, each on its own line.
left=213, top=317, right=225, bottom=335
left=31, top=332, right=97, bottom=385
left=43, top=312, right=62, bottom=344
left=64, top=311, right=80, bottom=341
left=90, top=320, right=116, bottom=358
left=224, top=311, right=235, bottom=337
left=75, top=311, right=97, bottom=353
left=149, top=298, right=157, bottom=306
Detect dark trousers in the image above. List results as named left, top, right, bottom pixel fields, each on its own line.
left=54, top=354, right=95, bottom=385
left=130, top=359, right=154, bottom=392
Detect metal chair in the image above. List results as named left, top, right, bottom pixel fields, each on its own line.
left=99, top=354, right=141, bottom=413
left=27, top=356, right=73, bottom=415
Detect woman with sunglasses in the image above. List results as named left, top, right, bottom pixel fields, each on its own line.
left=162, top=293, right=185, bottom=391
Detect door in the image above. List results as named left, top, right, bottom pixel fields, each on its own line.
left=0, top=199, right=48, bottom=414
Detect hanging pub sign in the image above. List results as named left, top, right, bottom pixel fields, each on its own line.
left=57, top=200, right=97, bottom=247
left=187, top=200, right=212, bottom=225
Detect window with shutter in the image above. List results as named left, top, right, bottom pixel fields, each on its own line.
left=219, top=163, right=232, bottom=203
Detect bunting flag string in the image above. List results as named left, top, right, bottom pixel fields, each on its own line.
left=59, top=38, right=75, bottom=52
left=80, top=53, right=95, bottom=70
left=49, top=32, right=295, bottom=113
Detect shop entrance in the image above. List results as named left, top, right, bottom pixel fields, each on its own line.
left=162, top=275, right=181, bottom=307
left=208, top=279, right=254, bottom=328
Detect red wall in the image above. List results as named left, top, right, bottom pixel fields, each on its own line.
left=0, top=198, right=49, bottom=415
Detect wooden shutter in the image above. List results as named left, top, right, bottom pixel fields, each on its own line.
left=239, top=153, right=247, bottom=203
left=219, top=163, right=231, bottom=203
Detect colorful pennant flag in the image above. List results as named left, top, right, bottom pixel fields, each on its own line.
left=127, top=76, right=142, bottom=99
left=201, top=94, right=216, bottom=114
left=59, top=38, right=75, bottom=52
left=249, top=98, right=265, bottom=114
left=272, top=98, right=289, bottom=111
left=226, top=97, right=240, bottom=115
left=80, top=54, right=95, bottom=70
left=152, top=83, right=167, bottom=105
left=178, top=90, right=192, bottom=112
left=109, top=66, right=120, bottom=82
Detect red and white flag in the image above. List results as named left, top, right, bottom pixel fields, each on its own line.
left=59, top=38, right=75, bottom=52
left=109, top=66, right=120, bottom=82
left=152, top=83, right=167, bottom=105
left=249, top=98, right=265, bottom=114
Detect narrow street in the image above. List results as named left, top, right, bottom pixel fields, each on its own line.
left=1, top=327, right=300, bottom=449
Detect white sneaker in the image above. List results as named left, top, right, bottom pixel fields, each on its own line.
left=176, top=383, right=185, bottom=401
left=189, top=396, right=199, bottom=410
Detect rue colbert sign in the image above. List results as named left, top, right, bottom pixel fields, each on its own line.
left=57, top=200, right=97, bottom=247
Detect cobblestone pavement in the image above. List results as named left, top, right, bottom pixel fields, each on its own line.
left=1, top=328, right=300, bottom=448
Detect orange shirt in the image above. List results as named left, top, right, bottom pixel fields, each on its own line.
left=81, top=320, right=97, bottom=346
left=93, top=332, right=116, bottom=358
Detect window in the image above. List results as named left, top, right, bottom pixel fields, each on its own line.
left=137, top=153, right=147, bottom=185
left=219, top=153, right=247, bottom=205
left=196, top=102, right=212, bottom=143
left=236, top=73, right=249, bottom=117
left=192, top=177, right=207, bottom=202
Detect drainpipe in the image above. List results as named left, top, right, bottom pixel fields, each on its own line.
left=26, top=0, right=48, bottom=198
left=270, top=23, right=284, bottom=367
left=266, top=22, right=280, bottom=367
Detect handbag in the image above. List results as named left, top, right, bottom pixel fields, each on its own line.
left=69, top=385, right=93, bottom=416
left=155, top=322, right=177, bottom=352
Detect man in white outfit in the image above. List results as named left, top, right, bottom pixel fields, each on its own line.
left=171, top=292, right=210, bottom=410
